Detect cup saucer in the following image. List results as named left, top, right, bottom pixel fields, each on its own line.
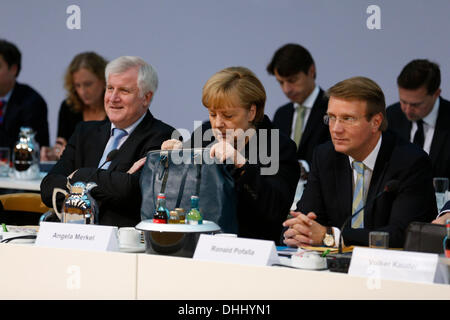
left=119, top=243, right=146, bottom=253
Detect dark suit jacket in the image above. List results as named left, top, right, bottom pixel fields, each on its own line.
left=272, top=88, right=330, bottom=165
left=191, top=115, right=300, bottom=243
left=40, top=111, right=175, bottom=227
left=387, top=97, right=450, bottom=180
left=0, top=82, right=49, bottom=149
left=297, top=131, right=437, bottom=248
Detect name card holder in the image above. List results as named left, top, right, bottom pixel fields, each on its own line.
left=35, top=222, right=119, bottom=252
left=348, top=247, right=439, bottom=284
left=193, top=234, right=279, bottom=266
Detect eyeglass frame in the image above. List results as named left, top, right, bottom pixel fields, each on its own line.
left=323, top=113, right=371, bottom=126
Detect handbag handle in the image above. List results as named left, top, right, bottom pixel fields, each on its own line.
left=151, top=153, right=170, bottom=210
left=150, top=149, right=205, bottom=211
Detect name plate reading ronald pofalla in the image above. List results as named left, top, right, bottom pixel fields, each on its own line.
left=35, top=222, right=119, bottom=252
left=193, top=234, right=279, bottom=266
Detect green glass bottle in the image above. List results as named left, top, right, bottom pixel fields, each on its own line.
left=186, top=195, right=203, bottom=225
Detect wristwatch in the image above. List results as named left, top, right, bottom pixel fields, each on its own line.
left=323, top=227, right=335, bottom=247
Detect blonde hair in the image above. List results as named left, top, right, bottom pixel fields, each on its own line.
left=202, top=66, right=266, bottom=123
left=327, top=76, right=388, bottom=131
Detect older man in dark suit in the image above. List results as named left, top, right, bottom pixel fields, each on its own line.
left=41, top=56, right=175, bottom=227
left=0, top=39, right=49, bottom=149
left=267, top=43, right=329, bottom=168
left=387, top=59, right=450, bottom=181
left=283, top=77, right=436, bottom=248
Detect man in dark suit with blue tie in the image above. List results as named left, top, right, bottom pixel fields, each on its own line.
left=0, top=39, right=49, bottom=149
left=283, top=77, right=436, bottom=248
left=267, top=43, right=329, bottom=168
left=387, top=59, right=450, bottom=181
left=41, top=56, right=175, bottom=227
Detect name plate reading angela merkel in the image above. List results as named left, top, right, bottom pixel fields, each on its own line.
left=348, top=247, right=439, bottom=284
left=35, top=222, right=119, bottom=252
left=193, top=234, right=279, bottom=266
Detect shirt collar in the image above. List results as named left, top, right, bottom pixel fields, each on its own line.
left=295, top=85, right=319, bottom=109
left=110, top=111, right=147, bottom=136
left=349, top=134, right=382, bottom=172
left=421, top=97, right=440, bottom=128
left=0, top=87, right=13, bottom=104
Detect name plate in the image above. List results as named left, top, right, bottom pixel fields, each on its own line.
left=193, top=234, right=279, bottom=266
left=35, top=222, right=119, bottom=252
left=348, top=247, right=439, bottom=284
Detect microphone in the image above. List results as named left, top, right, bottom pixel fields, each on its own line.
left=85, top=149, right=119, bottom=183
left=337, top=179, right=399, bottom=254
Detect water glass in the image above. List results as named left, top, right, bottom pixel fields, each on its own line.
left=369, top=231, right=389, bottom=249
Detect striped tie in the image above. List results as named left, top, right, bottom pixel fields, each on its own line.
left=351, top=161, right=365, bottom=229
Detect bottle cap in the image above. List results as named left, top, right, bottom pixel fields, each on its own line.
left=170, top=210, right=178, bottom=217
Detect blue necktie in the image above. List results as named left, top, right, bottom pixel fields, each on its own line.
left=99, top=128, right=128, bottom=169
left=351, top=161, right=365, bottom=229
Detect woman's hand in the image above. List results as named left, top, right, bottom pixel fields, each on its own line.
left=127, top=157, right=147, bottom=174
left=161, top=139, right=182, bottom=150
left=54, top=137, right=67, bottom=158
left=210, top=140, right=246, bottom=168
left=40, top=137, right=67, bottom=161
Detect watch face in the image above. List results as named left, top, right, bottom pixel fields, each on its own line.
left=323, top=234, right=334, bottom=247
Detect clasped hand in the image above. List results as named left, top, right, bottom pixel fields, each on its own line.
left=283, top=211, right=327, bottom=247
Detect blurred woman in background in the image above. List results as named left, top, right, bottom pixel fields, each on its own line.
left=41, top=52, right=108, bottom=161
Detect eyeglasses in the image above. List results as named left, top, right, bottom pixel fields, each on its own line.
left=323, top=114, right=366, bottom=126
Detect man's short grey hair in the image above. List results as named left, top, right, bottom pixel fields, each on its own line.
left=105, top=56, right=158, bottom=100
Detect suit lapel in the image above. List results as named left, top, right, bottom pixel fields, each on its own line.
left=364, top=132, right=395, bottom=228
left=299, top=89, right=326, bottom=149
left=284, top=103, right=295, bottom=136
left=108, top=111, right=155, bottom=170
left=87, top=120, right=111, bottom=167
left=429, top=98, right=450, bottom=166
left=334, top=151, right=353, bottom=223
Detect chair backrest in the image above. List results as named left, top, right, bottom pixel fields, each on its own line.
left=0, top=193, right=50, bottom=213
left=0, top=193, right=51, bottom=225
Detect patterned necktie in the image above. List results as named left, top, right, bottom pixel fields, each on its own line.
left=0, top=100, right=5, bottom=124
left=293, top=105, right=306, bottom=147
left=98, top=128, right=128, bottom=169
left=351, top=161, right=365, bottom=229
left=413, top=119, right=424, bottom=148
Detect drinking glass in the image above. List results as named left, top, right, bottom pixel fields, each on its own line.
left=433, top=177, right=449, bottom=212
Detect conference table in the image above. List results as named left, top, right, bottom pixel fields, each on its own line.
left=0, top=172, right=45, bottom=192
left=0, top=242, right=448, bottom=300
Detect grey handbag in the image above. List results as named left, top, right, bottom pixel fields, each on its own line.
left=139, top=148, right=238, bottom=233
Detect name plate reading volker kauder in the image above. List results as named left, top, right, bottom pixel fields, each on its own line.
left=35, top=222, right=119, bottom=252
left=193, top=234, right=279, bottom=266
left=348, top=247, right=439, bottom=284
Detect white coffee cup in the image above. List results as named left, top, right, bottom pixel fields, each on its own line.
left=118, top=227, right=142, bottom=247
